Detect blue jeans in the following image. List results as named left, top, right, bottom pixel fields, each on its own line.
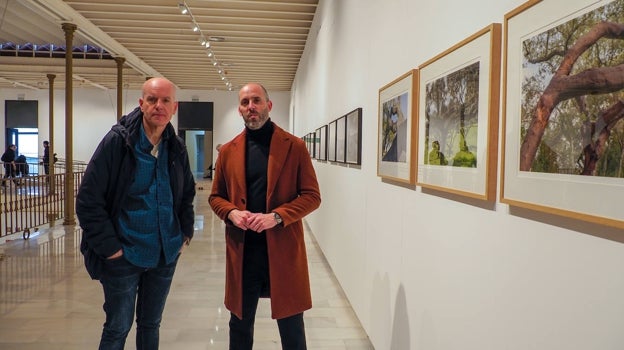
left=98, top=254, right=179, bottom=350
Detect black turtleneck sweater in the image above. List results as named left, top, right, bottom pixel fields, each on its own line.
left=245, top=120, right=273, bottom=244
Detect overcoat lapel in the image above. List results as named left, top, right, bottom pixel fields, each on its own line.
left=230, top=132, right=248, bottom=207
left=267, top=128, right=291, bottom=202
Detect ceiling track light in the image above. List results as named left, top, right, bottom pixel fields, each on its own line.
left=178, top=3, right=189, bottom=14
left=178, top=1, right=229, bottom=90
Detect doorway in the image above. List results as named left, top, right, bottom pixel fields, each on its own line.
left=4, top=128, right=40, bottom=175
left=195, top=134, right=204, bottom=174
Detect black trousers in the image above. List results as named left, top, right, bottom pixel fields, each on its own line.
left=229, top=239, right=307, bottom=350
left=2, top=163, right=16, bottom=185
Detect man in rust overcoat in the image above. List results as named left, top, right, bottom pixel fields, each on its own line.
left=209, top=82, right=321, bottom=350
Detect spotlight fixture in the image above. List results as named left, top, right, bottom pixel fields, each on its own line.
left=178, top=1, right=229, bottom=89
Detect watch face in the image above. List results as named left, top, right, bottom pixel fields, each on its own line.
left=274, top=213, right=282, bottom=223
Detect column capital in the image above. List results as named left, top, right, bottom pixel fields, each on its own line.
left=61, top=22, right=77, bottom=33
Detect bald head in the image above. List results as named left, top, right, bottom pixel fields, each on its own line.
left=239, top=83, right=270, bottom=102
left=139, top=77, right=178, bottom=133
left=238, top=82, right=272, bottom=130
left=142, top=77, right=176, bottom=100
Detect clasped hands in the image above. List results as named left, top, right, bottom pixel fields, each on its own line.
left=228, top=209, right=277, bottom=232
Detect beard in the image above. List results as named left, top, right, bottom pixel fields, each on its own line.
left=244, top=113, right=268, bottom=130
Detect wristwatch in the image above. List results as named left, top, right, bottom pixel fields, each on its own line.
left=273, top=212, right=283, bottom=225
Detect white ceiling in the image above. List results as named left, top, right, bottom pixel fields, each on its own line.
left=0, top=0, right=319, bottom=91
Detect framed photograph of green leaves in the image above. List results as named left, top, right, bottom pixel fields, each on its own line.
left=377, top=69, right=418, bottom=184
left=501, top=0, right=624, bottom=228
left=416, top=23, right=502, bottom=200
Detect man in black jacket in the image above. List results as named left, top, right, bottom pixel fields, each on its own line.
left=1, top=144, right=19, bottom=187
left=76, top=77, right=196, bottom=350
left=42, top=140, right=50, bottom=175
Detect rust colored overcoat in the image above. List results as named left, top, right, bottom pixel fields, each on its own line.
left=209, top=123, right=321, bottom=320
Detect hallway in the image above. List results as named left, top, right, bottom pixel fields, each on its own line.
left=0, top=178, right=373, bottom=349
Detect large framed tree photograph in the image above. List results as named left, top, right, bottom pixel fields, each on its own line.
left=377, top=69, right=418, bottom=184
left=501, top=0, right=624, bottom=228
left=416, top=23, right=502, bottom=200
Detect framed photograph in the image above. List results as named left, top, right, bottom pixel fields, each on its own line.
left=306, top=132, right=314, bottom=157
left=416, top=23, right=502, bottom=200
left=303, top=134, right=307, bottom=155
left=336, top=115, right=346, bottom=163
left=346, top=108, right=363, bottom=165
left=328, top=119, right=337, bottom=162
left=377, top=69, right=418, bottom=184
left=316, top=125, right=327, bottom=161
left=501, top=0, right=624, bottom=228
left=311, top=131, right=317, bottom=159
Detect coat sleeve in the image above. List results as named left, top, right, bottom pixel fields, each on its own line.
left=76, top=133, right=124, bottom=258
left=208, top=142, right=240, bottom=222
left=271, top=136, right=321, bottom=225
left=177, top=140, right=197, bottom=239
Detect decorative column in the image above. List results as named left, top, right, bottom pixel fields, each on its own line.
left=62, top=22, right=77, bottom=226
left=46, top=74, right=56, bottom=202
left=114, top=57, right=125, bottom=120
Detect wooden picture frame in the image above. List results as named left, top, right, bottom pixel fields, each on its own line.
left=346, top=108, right=363, bottom=165
left=377, top=69, right=418, bottom=184
left=416, top=23, right=502, bottom=200
left=501, top=0, right=624, bottom=228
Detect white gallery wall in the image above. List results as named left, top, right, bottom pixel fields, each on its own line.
left=294, top=0, right=624, bottom=349
left=0, top=87, right=290, bottom=166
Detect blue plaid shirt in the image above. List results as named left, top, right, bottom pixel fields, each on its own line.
left=118, top=124, right=180, bottom=267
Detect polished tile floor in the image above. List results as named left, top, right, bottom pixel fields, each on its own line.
left=0, top=179, right=374, bottom=349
